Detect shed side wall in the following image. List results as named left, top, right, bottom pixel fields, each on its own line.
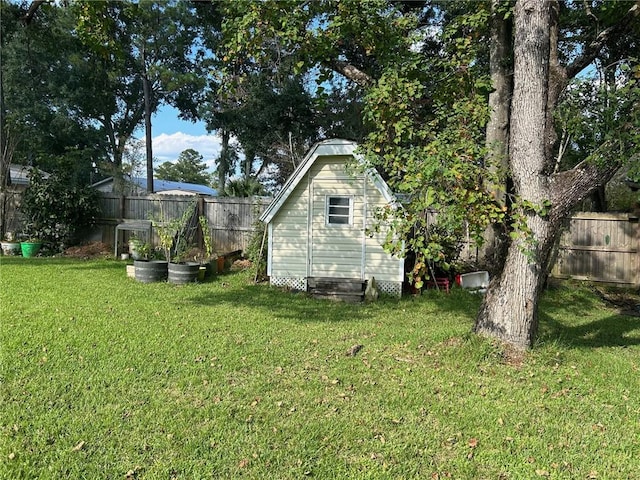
left=364, top=179, right=404, bottom=282
left=269, top=155, right=404, bottom=286
left=270, top=178, right=309, bottom=278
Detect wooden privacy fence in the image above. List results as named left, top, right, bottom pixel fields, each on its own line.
left=96, top=194, right=271, bottom=256
left=7, top=188, right=640, bottom=284
left=551, top=212, right=640, bottom=286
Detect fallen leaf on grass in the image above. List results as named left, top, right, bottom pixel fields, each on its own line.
left=238, top=458, right=249, bottom=468
left=72, top=441, right=85, bottom=451
left=346, top=344, right=363, bottom=356
left=394, top=356, right=414, bottom=363
left=125, top=466, right=141, bottom=479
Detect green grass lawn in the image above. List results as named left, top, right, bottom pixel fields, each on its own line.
left=1, top=257, right=639, bottom=479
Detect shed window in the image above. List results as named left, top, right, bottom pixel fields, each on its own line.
left=327, top=196, right=353, bottom=225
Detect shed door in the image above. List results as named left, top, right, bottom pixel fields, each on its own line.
left=309, top=179, right=364, bottom=279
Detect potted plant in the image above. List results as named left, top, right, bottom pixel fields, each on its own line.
left=133, top=243, right=168, bottom=282
left=19, top=223, right=44, bottom=258
left=128, top=234, right=149, bottom=260
left=167, top=252, right=200, bottom=285
left=136, top=200, right=196, bottom=283
left=1, top=231, right=21, bottom=256
left=164, top=202, right=200, bottom=285
left=133, top=209, right=174, bottom=283
left=20, top=237, right=43, bottom=258
left=134, top=222, right=169, bottom=283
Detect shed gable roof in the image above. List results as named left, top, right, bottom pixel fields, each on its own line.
left=260, top=139, right=395, bottom=224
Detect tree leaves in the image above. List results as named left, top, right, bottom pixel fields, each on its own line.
left=155, top=149, right=212, bottom=185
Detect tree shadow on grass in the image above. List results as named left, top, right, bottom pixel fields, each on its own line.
left=539, top=311, right=640, bottom=349
left=185, top=277, right=489, bottom=326
left=538, top=283, right=640, bottom=348
left=0, top=257, right=122, bottom=270
left=186, top=281, right=374, bottom=323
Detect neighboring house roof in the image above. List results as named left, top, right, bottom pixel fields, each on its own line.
left=92, top=176, right=217, bottom=196
left=7, top=164, right=49, bottom=187
left=131, top=177, right=217, bottom=196
left=260, top=139, right=396, bottom=224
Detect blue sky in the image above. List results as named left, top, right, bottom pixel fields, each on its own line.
left=143, top=105, right=223, bottom=171
left=152, top=105, right=207, bottom=136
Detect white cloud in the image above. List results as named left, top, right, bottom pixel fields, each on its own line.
left=150, top=132, right=223, bottom=170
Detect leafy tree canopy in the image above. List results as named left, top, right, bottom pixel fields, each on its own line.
left=155, top=149, right=212, bottom=186
left=1, top=1, right=107, bottom=181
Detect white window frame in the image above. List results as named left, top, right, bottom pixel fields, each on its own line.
left=326, top=195, right=353, bottom=226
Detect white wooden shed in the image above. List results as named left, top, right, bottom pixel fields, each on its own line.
left=260, top=139, right=405, bottom=298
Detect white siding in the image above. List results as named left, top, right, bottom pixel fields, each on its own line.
left=270, top=179, right=309, bottom=277
left=308, top=156, right=356, bottom=179
left=364, top=177, right=404, bottom=282
left=269, top=152, right=403, bottom=284
left=309, top=158, right=364, bottom=279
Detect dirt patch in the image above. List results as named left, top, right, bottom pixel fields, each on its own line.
left=500, top=344, right=526, bottom=368
left=593, top=286, right=640, bottom=317
left=63, top=242, right=112, bottom=259
left=231, top=259, right=252, bottom=271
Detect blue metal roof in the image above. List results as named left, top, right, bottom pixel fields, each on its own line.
left=132, top=177, right=217, bottom=196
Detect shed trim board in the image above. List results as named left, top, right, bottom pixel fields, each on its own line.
left=361, top=177, right=368, bottom=278
left=306, top=173, right=313, bottom=277
left=262, top=139, right=404, bottom=296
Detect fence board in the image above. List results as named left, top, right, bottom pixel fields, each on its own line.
left=551, top=212, right=640, bottom=285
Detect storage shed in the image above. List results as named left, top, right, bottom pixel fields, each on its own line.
left=260, top=139, right=404, bottom=298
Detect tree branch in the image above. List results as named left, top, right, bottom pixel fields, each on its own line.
left=20, top=0, right=47, bottom=26
left=565, top=1, right=640, bottom=80
left=549, top=155, right=621, bottom=223
left=325, top=59, right=374, bottom=87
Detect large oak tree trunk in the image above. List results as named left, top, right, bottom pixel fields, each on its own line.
left=485, top=0, right=512, bottom=191
left=473, top=0, right=623, bottom=349
left=474, top=0, right=553, bottom=349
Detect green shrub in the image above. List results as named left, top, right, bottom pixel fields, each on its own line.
left=246, top=214, right=268, bottom=280
left=20, top=169, right=100, bottom=249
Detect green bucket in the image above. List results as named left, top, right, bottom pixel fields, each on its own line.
left=20, top=242, right=42, bottom=258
